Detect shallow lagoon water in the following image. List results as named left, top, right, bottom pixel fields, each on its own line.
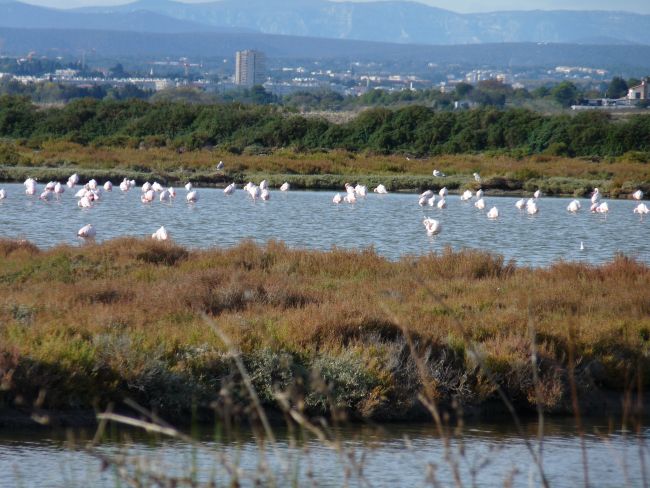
left=0, top=183, right=647, bottom=266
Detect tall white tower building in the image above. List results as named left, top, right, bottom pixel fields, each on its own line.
left=235, top=50, right=266, bottom=86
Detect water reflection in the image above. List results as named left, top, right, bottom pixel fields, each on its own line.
left=1, top=418, right=648, bottom=487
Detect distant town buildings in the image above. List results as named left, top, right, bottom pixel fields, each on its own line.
left=235, top=50, right=266, bottom=86
left=555, top=66, right=608, bottom=77
left=628, top=78, right=649, bottom=101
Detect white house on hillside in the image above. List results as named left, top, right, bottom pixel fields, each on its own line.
left=628, top=79, right=649, bottom=101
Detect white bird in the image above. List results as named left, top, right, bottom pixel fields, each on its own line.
left=515, top=198, right=525, bottom=210
left=580, top=241, right=585, bottom=251
left=248, top=185, right=261, bottom=200
left=129, top=180, right=136, bottom=188
left=343, top=192, right=357, bottom=204
left=437, top=198, right=447, bottom=209
left=186, top=190, right=198, bottom=203
left=141, top=190, right=155, bottom=203
left=432, top=169, right=445, bottom=177
left=142, top=182, right=152, bottom=192
left=24, top=178, right=36, bottom=195
left=473, top=172, right=481, bottom=182
left=526, top=200, right=539, bottom=215
left=475, top=198, right=486, bottom=210
left=75, top=188, right=87, bottom=198
left=460, top=190, right=472, bottom=201
left=533, top=189, right=541, bottom=199
left=54, top=182, right=65, bottom=195
left=476, top=189, right=484, bottom=200
left=633, top=189, right=644, bottom=200
left=355, top=184, right=367, bottom=197
left=423, top=218, right=441, bottom=235
left=67, top=174, right=79, bottom=188
left=280, top=182, right=290, bottom=192
left=439, top=187, right=448, bottom=198
left=216, top=161, right=224, bottom=171
left=39, top=190, right=53, bottom=201
left=103, top=181, right=113, bottom=192
left=420, top=190, right=434, bottom=199
left=487, top=206, right=499, bottom=219
left=77, top=224, right=96, bottom=238
left=261, top=189, right=270, bottom=201
left=633, top=203, right=649, bottom=214
left=0, top=189, right=5, bottom=200
left=88, top=179, right=98, bottom=191
left=168, top=187, right=176, bottom=198
left=119, top=179, right=130, bottom=192
left=567, top=200, right=581, bottom=213
left=224, top=183, right=235, bottom=195
left=185, top=182, right=193, bottom=191
left=333, top=193, right=343, bottom=204
left=78, top=196, right=93, bottom=208
left=373, top=184, right=388, bottom=194
left=259, top=180, right=269, bottom=191
left=595, top=202, right=609, bottom=213
left=152, top=226, right=169, bottom=241
left=159, top=189, right=171, bottom=202
left=45, top=181, right=56, bottom=191
left=151, top=182, right=163, bottom=192
left=427, top=196, right=436, bottom=206
left=591, top=188, right=600, bottom=204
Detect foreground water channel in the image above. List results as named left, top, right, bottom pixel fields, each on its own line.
left=1, top=418, right=648, bottom=487
left=0, top=183, right=648, bottom=266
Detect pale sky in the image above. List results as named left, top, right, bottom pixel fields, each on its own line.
left=21, top=0, right=650, bottom=14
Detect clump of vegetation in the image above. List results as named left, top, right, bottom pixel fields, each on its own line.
left=1, top=95, right=650, bottom=156
left=0, top=238, right=648, bottom=422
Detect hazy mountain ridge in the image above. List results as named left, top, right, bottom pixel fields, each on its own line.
left=71, top=0, right=650, bottom=45
left=0, top=1, right=253, bottom=34
left=2, top=26, right=650, bottom=70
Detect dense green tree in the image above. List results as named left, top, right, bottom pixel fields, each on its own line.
left=551, top=82, right=579, bottom=107
left=455, top=82, right=474, bottom=98
left=606, top=77, right=628, bottom=99
left=109, top=63, right=128, bottom=78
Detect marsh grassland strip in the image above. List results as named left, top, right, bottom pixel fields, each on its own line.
left=1, top=238, right=648, bottom=424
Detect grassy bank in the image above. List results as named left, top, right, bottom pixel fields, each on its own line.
left=0, top=238, right=648, bottom=424
left=2, top=142, right=650, bottom=196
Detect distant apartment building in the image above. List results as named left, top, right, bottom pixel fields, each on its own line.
left=235, top=50, right=266, bottom=86
left=628, top=78, right=649, bottom=101
left=54, top=69, right=78, bottom=78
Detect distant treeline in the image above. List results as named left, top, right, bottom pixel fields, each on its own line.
left=2, top=71, right=648, bottom=110
left=1, top=95, right=650, bottom=157
left=0, top=78, right=152, bottom=104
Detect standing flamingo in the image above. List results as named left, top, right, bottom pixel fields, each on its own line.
left=152, top=226, right=169, bottom=241
left=423, top=218, right=441, bottom=235
left=78, top=224, right=96, bottom=238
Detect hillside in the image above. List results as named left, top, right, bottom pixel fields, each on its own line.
left=75, top=0, right=650, bottom=45
left=2, top=26, right=650, bottom=70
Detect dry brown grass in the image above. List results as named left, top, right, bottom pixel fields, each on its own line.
left=0, top=238, right=648, bottom=419
left=12, top=142, right=650, bottom=188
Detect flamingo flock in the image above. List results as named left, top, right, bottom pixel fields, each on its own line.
left=0, top=173, right=646, bottom=243
left=326, top=180, right=646, bottom=238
